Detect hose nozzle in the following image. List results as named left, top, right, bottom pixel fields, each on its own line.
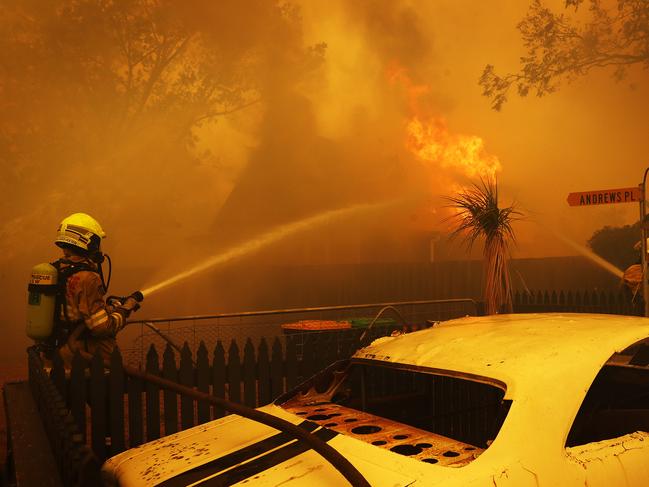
left=130, top=290, right=144, bottom=303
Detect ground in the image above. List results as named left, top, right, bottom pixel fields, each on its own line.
left=0, top=362, right=29, bottom=480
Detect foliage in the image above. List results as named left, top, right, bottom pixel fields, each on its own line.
left=0, top=0, right=323, bottom=182
left=588, top=221, right=641, bottom=270
left=0, top=0, right=325, bottom=247
left=446, top=179, right=521, bottom=314
left=480, top=0, right=649, bottom=110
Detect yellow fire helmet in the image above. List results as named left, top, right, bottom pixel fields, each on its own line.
left=55, top=212, right=107, bottom=252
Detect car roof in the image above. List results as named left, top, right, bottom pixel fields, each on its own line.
left=355, top=313, right=649, bottom=454
left=355, top=313, right=649, bottom=401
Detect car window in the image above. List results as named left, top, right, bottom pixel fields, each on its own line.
left=566, top=338, right=649, bottom=447
left=278, top=359, right=511, bottom=466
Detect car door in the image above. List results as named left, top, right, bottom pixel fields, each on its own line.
left=566, top=432, right=649, bottom=486
left=564, top=342, right=649, bottom=486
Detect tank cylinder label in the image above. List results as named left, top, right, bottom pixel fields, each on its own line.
left=30, top=274, right=54, bottom=285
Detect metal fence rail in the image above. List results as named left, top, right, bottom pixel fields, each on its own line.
left=119, top=298, right=478, bottom=366
left=118, top=290, right=642, bottom=367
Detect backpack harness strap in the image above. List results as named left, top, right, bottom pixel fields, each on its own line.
left=50, top=259, right=100, bottom=346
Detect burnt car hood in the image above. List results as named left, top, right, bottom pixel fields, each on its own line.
left=101, top=405, right=511, bottom=486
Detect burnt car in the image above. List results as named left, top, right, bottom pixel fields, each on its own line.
left=102, top=313, right=649, bottom=486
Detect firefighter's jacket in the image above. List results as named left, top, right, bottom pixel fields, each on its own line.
left=57, top=255, right=126, bottom=364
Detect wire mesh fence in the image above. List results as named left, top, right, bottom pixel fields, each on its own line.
left=118, top=299, right=478, bottom=366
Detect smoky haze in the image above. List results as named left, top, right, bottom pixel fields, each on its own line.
left=1, top=0, right=647, bottom=369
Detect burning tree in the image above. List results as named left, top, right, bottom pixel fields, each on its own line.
left=446, top=179, right=520, bottom=315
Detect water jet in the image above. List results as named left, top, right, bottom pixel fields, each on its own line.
left=140, top=199, right=401, bottom=298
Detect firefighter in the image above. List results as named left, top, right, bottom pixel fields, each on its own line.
left=623, top=240, right=645, bottom=297
left=52, top=213, right=141, bottom=365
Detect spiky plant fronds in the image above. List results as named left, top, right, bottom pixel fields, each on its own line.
left=445, top=179, right=520, bottom=315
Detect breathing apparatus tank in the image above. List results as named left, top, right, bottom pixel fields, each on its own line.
left=26, top=263, right=59, bottom=340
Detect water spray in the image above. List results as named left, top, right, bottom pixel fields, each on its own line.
left=529, top=217, right=624, bottom=279
left=140, top=199, right=402, bottom=299
left=550, top=231, right=624, bottom=279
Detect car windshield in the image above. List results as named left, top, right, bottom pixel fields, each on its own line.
left=278, top=359, right=511, bottom=467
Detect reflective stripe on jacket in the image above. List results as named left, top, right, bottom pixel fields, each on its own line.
left=58, top=255, right=126, bottom=362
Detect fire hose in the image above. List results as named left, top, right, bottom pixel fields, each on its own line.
left=106, top=293, right=368, bottom=485
left=78, top=349, right=370, bottom=487
left=358, top=305, right=409, bottom=345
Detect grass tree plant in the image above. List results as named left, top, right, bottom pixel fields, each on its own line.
left=446, top=179, right=520, bottom=315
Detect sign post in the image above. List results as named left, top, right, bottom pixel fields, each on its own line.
left=641, top=169, right=649, bottom=318
left=568, top=180, right=648, bottom=317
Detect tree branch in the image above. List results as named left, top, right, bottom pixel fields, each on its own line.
left=191, top=97, right=261, bottom=125
left=133, top=34, right=194, bottom=120
left=480, top=0, right=649, bottom=110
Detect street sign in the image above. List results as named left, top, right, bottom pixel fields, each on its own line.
left=567, top=186, right=642, bottom=207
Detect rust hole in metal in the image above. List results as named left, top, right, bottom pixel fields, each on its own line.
left=344, top=418, right=357, bottom=423
left=351, top=425, right=382, bottom=435
left=314, top=408, right=327, bottom=412
left=416, top=443, right=432, bottom=448
left=443, top=451, right=460, bottom=457
left=324, top=422, right=337, bottom=427
left=423, top=458, right=439, bottom=464
left=295, top=412, right=307, bottom=415
left=390, top=444, right=422, bottom=456
left=393, top=434, right=409, bottom=440
left=371, top=440, right=387, bottom=446
left=464, top=447, right=476, bottom=451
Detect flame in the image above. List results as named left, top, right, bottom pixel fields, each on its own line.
left=386, top=64, right=430, bottom=113
left=406, top=116, right=502, bottom=179
left=386, top=64, right=502, bottom=180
